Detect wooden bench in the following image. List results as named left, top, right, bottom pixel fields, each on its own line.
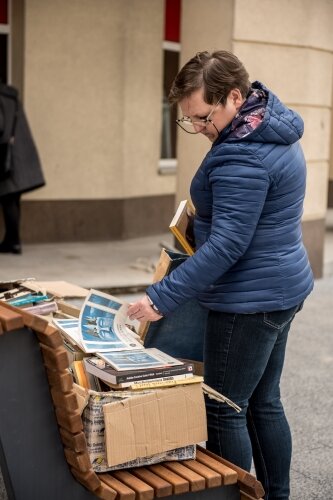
left=0, top=302, right=264, bottom=500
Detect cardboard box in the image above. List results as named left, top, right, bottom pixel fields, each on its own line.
left=74, top=384, right=206, bottom=472
left=103, top=383, right=207, bottom=467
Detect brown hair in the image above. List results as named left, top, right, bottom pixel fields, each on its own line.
left=168, top=50, right=250, bottom=105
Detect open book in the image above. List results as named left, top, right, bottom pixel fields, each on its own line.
left=53, top=289, right=142, bottom=353
left=169, top=199, right=195, bottom=255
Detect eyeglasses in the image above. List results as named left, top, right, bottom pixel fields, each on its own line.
left=176, top=96, right=223, bottom=134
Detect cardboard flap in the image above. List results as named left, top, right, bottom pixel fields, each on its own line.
left=73, top=383, right=90, bottom=414
left=22, top=280, right=88, bottom=298
left=103, top=384, right=207, bottom=466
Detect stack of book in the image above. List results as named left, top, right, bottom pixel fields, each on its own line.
left=83, top=355, right=201, bottom=390
left=0, top=281, right=58, bottom=316
left=53, top=288, right=202, bottom=391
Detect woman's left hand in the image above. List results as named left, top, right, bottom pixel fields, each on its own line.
left=127, top=295, right=163, bottom=322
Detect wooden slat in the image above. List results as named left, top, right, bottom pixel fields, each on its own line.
left=182, top=459, right=222, bottom=488
left=148, top=464, right=189, bottom=495
left=131, top=467, right=173, bottom=497
left=162, top=462, right=205, bottom=492
left=198, top=447, right=264, bottom=499
left=0, top=321, right=3, bottom=334
left=112, top=470, right=154, bottom=500
left=240, top=491, right=264, bottom=500
left=35, top=323, right=64, bottom=348
left=46, top=368, right=73, bottom=392
left=40, top=343, right=69, bottom=371
left=51, top=387, right=79, bottom=411
left=0, top=300, right=49, bottom=332
left=59, top=428, right=87, bottom=453
left=70, top=467, right=101, bottom=492
left=94, top=481, right=118, bottom=500
left=195, top=450, right=238, bottom=485
left=99, top=474, right=136, bottom=500
left=55, top=407, right=83, bottom=434
left=64, top=447, right=91, bottom=471
left=0, top=304, right=24, bottom=331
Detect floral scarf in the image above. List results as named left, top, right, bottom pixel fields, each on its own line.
left=229, top=86, right=268, bottom=139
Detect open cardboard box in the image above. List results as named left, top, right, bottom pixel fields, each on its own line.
left=103, top=382, right=207, bottom=466
left=74, top=382, right=207, bottom=471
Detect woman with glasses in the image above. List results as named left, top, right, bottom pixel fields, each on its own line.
left=128, top=51, right=313, bottom=500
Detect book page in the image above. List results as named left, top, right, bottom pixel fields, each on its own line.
left=78, top=289, right=142, bottom=353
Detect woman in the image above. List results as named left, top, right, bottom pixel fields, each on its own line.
left=128, top=51, right=314, bottom=499
left=0, top=83, right=45, bottom=254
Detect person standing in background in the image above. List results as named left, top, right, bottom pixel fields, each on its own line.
left=0, top=82, right=45, bottom=254
left=128, top=51, right=314, bottom=500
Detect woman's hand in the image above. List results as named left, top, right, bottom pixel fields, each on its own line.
left=127, top=295, right=163, bottom=322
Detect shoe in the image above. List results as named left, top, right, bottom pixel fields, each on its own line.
left=0, top=242, right=22, bottom=254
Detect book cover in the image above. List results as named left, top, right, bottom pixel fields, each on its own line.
left=169, top=199, right=195, bottom=256
left=84, top=356, right=194, bottom=385
left=97, top=347, right=183, bottom=371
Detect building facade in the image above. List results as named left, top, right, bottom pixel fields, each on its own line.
left=1, top=0, right=332, bottom=277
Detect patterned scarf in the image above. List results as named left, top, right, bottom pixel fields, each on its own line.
left=229, top=86, right=268, bottom=139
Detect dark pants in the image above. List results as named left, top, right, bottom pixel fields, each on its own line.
left=0, top=192, right=21, bottom=245
left=204, top=303, right=303, bottom=500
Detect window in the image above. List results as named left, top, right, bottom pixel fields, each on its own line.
left=0, top=0, right=11, bottom=84
left=159, top=0, right=181, bottom=175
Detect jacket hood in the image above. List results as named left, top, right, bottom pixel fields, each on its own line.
left=215, top=81, right=304, bottom=147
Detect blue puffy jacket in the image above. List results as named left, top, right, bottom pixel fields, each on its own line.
left=147, top=82, right=314, bottom=315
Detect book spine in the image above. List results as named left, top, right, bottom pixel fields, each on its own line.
left=130, top=376, right=203, bottom=390
left=110, top=373, right=194, bottom=389
left=170, top=227, right=195, bottom=256
left=115, top=364, right=194, bottom=384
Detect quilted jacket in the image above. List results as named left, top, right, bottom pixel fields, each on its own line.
left=147, top=82, right=314, bottom=315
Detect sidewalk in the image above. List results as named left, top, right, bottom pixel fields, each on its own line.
left=1, top=213, right=332, bottom=291
left=0, top=224, right=333, bottom=500
left=0, top=233, right=175, bottom=293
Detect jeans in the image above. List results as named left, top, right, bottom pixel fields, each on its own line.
left=204, top=303, right=303, bottom=500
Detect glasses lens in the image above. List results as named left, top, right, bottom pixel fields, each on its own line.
left=177, top=119, right=205, bottom=134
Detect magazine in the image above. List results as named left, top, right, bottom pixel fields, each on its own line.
left=97, top=348, right=184, bottom=371
left=54, top=289, right=142, bottom=353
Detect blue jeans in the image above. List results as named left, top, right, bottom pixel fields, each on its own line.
left=204, top=304, right=303, bottom=500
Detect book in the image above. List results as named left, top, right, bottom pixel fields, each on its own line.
left=71, top=360, right=91, bottom=389
left=169, top=199, right=195, bottom=255
left=102, top=373, right=194, bottom=390
left=97, top=347, right=184, bottom=371
left=129, top=375, right=203, bottom=391
left=53, top=289, right=142, bottom=353
left=62, top=338, right=89, bottom=364
left=83, top=356, right=194, bottom=385
left=138, top=247, right=174, bottom=339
